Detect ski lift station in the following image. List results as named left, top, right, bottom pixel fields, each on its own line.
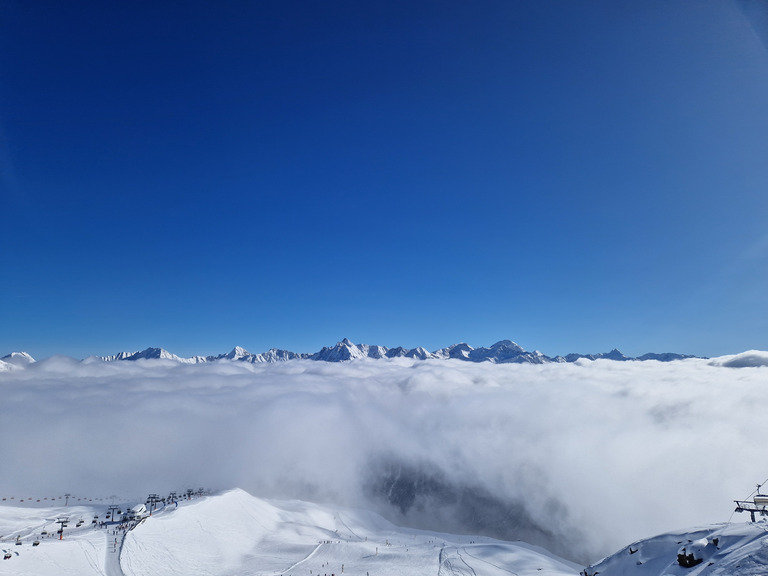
left=126, top=503, right=148, bottom=520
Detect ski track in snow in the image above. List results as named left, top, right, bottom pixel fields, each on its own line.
left=440, top=547, right=476, bottom=576
left=105, top=528, right=126, bottom=576
left=279, top=541, right=324, bottom=574
left=461, top=547, right=518, bottom=576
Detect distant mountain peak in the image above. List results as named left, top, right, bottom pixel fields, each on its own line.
left=36, top=340, right=704, bottom=367
left=224, top=346, right=251, bottom=360
left=1, top=351, right=36, bottom=365
left=0, top=351, right=36, bottom=371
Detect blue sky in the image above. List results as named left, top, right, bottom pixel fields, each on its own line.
left=2, top=0, right=767, bottom=359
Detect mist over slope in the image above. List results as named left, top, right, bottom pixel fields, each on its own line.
left=1, top=354, right=766, bottom=561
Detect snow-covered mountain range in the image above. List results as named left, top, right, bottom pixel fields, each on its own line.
left=1, top=339, right=700, bottom=367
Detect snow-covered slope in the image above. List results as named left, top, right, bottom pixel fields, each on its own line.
left=0, top=502, right=107, bottom=575
left=0, top=352, right=35, bottom=371
left=0, top=352, right=35, bottom=366
left=584, top=522, right=768, bottom=576
left=0, top=489, right=580, bottom=576
left=121, top=489, right=580, bottom=576
left=5, top=490, right=768, bottom=576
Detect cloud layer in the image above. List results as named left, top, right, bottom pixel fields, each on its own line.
left=1, top=356, right=766, bottom=562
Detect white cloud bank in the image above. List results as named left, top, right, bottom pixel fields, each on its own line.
left=0, top=355, right=766, bottom=562
left=709, top=349, right=768, bottom=368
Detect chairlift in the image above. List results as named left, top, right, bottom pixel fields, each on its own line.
left=735, top=482, right=768, bottom=521
left=3, top=552, right=11, bottom=560
left=754, top=493, right=768, bottom=507
left=32, top=540, right=40, bottom=547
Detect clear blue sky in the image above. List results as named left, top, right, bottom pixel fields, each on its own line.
left=2, top=0, right=767, bottom=360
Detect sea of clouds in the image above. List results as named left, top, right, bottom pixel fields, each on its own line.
left=1, top=352, right=767, bottom=562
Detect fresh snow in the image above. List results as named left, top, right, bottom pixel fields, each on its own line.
left=1, top=489, right=581, bottom=576
left=0, top=352, right=35, bottom=371
left=6, top=489, right=768, bottom=575
left=0, top=503, right=107, bottom=575
left=584, top=522, right=768, bottom=576
left=0, top=352, right=35, bottom=366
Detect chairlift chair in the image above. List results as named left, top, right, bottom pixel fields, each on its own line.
left=754, top=493, right=768, bottom=507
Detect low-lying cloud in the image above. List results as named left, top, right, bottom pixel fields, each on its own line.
left=1, top=355, right=766, bottom=562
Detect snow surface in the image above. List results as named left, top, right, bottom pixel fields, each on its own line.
left=0, top=352, right=35, bottom=366
left=1, top=489, right=581, bottom=576
left=584, top=521, right=768, bottom=575
left=6, top=490, right=768, bottom=575
left=0, top=503, right=106, bottom=575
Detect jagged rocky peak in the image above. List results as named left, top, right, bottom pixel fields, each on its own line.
left=310, top=338, right=373, bottom=362
left=468, top=340, right=524, bottom=363
left=490, top=340, right=525, bottom=352
left=601, top=348, right=628, bottom=361
left=436, top=342, right=474, bottom=360
left=259, top=348, right=304, bottom=362
left=407, top=347, right=435, bottom=360
left=385, top=346, right=409, bottom=358
left=127, top=347, right=177, bottom=360
left=223, top=346, right=251, bottom=360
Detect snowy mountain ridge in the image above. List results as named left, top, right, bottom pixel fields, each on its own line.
left=1, top=339, right=704, bottom=366
left=94, top=338, right=703, bottom=365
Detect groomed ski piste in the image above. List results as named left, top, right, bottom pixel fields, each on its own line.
left=0, top=488, right=581, bottom=576
left=4, top=488, right=768, bottom=575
